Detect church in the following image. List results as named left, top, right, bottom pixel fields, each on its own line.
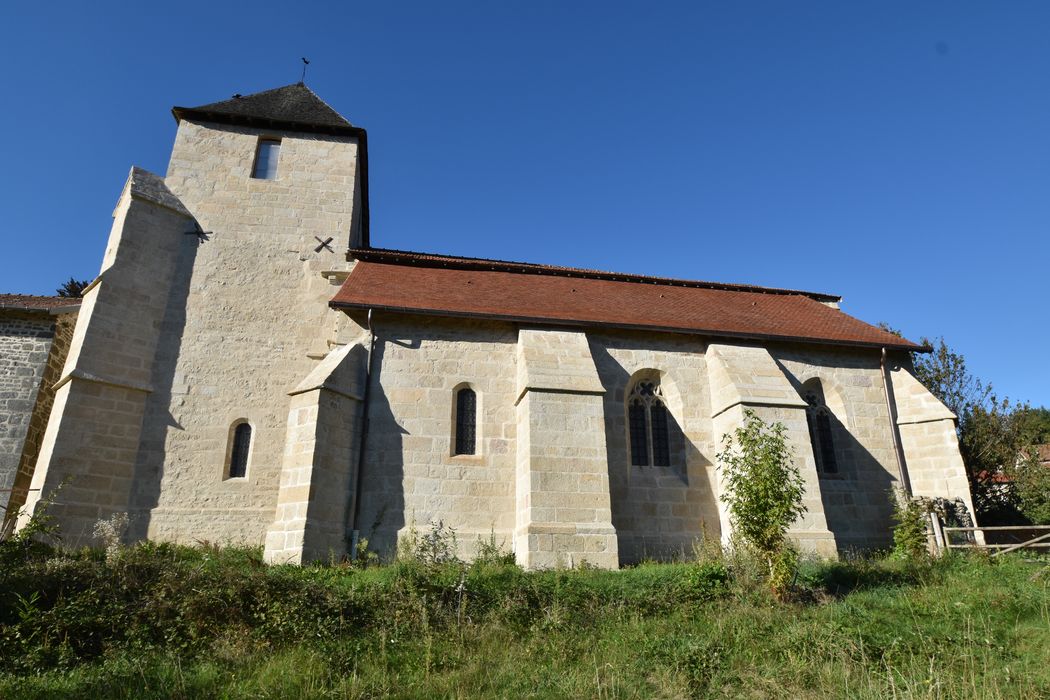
left=6, top=83, right=973, bottom=567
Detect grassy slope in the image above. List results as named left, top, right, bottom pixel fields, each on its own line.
left=0, top=545, right=1047, bottom=699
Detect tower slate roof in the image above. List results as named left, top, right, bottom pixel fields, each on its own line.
left=172, top=83, right=362, bottom=136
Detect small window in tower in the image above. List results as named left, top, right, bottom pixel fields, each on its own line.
left=251, top=139, right=281, bottom=179
left=454, top=387, right=477, bottom=456
left=228, top=422, right=252, bottom=478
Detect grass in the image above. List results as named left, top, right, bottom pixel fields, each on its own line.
left=0, top=539, right=1047, bottom=699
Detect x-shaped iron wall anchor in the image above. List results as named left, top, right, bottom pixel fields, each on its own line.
left=314, top=236, right=335, bottom=253
left=183, top=223, right=212, bottom=243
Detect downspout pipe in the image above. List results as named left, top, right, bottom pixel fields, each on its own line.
left=348, top=309, right=376, bottom=559
left=881, top=347, right=913, bottom=496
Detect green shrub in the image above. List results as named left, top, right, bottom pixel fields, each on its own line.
left=891, top=488, right=930, bottom=561
left=717, top=409, right=806, bottom=598
left=0, top=540, right=734, bottom=674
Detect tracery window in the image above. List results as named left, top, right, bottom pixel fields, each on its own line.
left=454, top=387, right=477, bottom=456
left=802, top=379, right=838, bottom=475
left=228, top=422, right=252, bottom=479
left=627, top=379, right=670, bottom=467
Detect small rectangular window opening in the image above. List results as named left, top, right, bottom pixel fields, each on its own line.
left=252, top=139, right=281, bottom=179
left=229, top=423, right=252, bottom=478
left=455, top=388, right=477, bottom=456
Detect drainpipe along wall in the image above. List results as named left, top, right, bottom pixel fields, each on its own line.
left=881, top=347, right=913, bottom=495
left=348, top=309, right=376, bottom=559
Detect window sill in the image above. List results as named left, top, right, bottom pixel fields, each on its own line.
left=449, top=454, right=485, bottom=462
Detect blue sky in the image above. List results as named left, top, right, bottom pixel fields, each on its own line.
left=2, top=2, right=1047, bottom=406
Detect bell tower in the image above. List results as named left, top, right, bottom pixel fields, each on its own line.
left=166, top=82, right=369, bottom=250
left=20, top=83, right=371, bottom=546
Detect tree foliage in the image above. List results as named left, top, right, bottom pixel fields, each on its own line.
left=55, top=277, right=91, bottom=298
left=911, top=337, right=991, bottom=420
left=717, top=410, right=806, bottom=597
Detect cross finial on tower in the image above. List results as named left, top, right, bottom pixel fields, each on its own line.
left=300, top=57, right=310, bottom=84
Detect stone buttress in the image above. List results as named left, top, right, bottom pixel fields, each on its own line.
left=706, top=343, right=838, bottom=556
left=18, top=169, right=194, bottom=542
left=514, top=329, right=618, bottom=568
left=264, top=341, right=368, bottom=564
left=889, top=360, right=977, bottom=518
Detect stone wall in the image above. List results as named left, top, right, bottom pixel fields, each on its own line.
left=773, top=344, right=906, bottom=551
left=342, top=325, right=953, bottom=565
left=4, top=312, right=76, bottom=524
left=227, top=296, right=972, bottom=565
left=354, top=315, right=520, bottom=560
left=588, top=330, right=720, bottom=564
left=0, top=312, right=56, bottom=518
left=130, top=119, right=363, bottom=545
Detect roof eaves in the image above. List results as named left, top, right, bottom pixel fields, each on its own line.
left=0, top=300, right=81, bottom=314
left=171, top=107, right=366, bottom=138
left=329, top=298, right=925, bottom=352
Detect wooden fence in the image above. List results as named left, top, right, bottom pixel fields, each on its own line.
left=932, top=514, right=1050, bottom=557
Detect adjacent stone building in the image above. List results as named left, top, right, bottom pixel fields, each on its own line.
left=0, top=295, right=79, bottom=532
left=11, top=83, right=975, bottom=566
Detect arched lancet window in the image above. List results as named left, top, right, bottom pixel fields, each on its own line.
left=454, top=387, right=477, bottom=456
left=627, top=378, right=671, bottom=467
left=228, top=422, right=252, bottom=479
left=802, top=379, right=837, bottom=475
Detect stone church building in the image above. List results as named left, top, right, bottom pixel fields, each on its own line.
left=7, top=83, right=973, bottom=567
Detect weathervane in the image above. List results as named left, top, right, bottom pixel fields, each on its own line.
left=300, top=57, right=310, bottom=84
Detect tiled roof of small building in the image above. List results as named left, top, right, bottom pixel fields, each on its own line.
left=331, top=249, right=924, bottom=351
left=0, top=294, right=81, bottom=313
left=172, top=83, right=361, bottom=136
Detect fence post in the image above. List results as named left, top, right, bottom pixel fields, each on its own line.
left=929, top=512, right=946, bottom=556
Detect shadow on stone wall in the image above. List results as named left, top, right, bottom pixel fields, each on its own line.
left=817, top=410, right=897, bottom=553
left=777, top=364, right=898, bottom=554
left=590, top=343, right=712, bottom=565
left=126, top=227, right=200, bottom=542
left=353, top=336, right=406, bottom=560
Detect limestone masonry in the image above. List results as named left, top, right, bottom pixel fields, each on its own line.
left=3, top=83, right=974, bottom=566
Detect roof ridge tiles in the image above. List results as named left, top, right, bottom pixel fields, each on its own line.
left=349, top=247, right=842, bottom=302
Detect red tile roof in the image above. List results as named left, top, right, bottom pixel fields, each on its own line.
left=0, top=294, right=81, bottom=313
left=331, top=249, right=924, bottom=351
